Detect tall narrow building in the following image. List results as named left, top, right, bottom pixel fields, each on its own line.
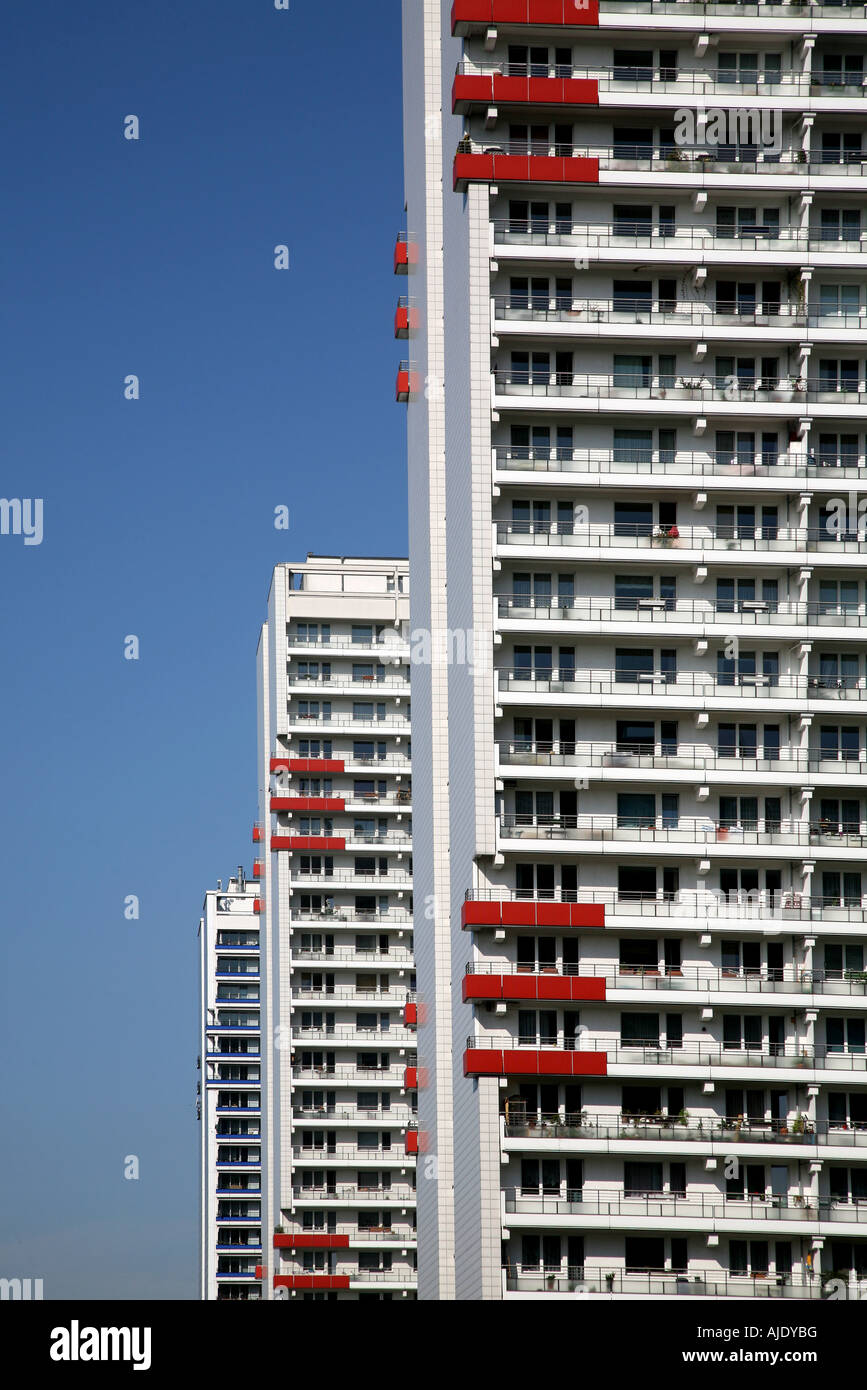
left=256, top=556, right=418, bottom=1301
left=403, top=0, right=867, bottom=1298
left=200, top=868, right=264, bottom=1300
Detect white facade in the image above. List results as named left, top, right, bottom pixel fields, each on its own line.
left=404, top=0, right=867, bottom=1299
left=255, top=556, right=418, bottom=1301
left=199, top=872, right=263, bottom=1301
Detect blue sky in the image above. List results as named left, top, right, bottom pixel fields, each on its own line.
left=0, top=0, right=406, bottom=1298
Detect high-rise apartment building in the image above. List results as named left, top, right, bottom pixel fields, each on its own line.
left=200, top=869, right=264, bottom=1300
left=403, top=0, right=867, bottom=1300
left=200, top=557, right=417, bottom=1301
left=256, top=556, right=417, bottom=1301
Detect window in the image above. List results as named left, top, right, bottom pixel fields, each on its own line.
left=621, top=1012, right=660, bottom=1047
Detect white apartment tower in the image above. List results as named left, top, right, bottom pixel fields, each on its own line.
left=402, top=0, right=867, bottom=1299
left=200, top=869, right=264, bottom=1299
left=255, top=556, right=418, bottom=1301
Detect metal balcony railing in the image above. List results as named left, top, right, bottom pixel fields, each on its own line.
left=289, top=870, right=413, bottom=884
left=492, top=296, right=853, bottom=328
left=502, top=1112, right=867, bottom=1147
left=502, top=1266, right=825, bottom=1298
left=458, top=60, right=867, bottom=98
left=494, top=520, right=867, bottom=552
left=496, top=738, right=867, bottom=777
left=493, top=370, right=867, bottom=403
left=494, top=446, right=866, bottom=478
left=492, top=218, right=867, bottom=255
left=466, top=889, right=867, bottom=922
left=292, top=1184, right=416, bottom=1201
left=469, top=1035, right=867, bottom=1071
left=599, top=0, right=867, bottom=15
left=502, top=1188, right=867, bottom=1223
left=463, top=887, right=867, bottom=923
left=498, top=812, right=867, bottom=849
left=496, top=596, right=867, bottom=630
left=468, top=962, right=867, bottom=995
left=465, top=139, right=867, bottom=176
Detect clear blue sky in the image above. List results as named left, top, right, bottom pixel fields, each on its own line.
left=0, top=0, right=406, bottom=1298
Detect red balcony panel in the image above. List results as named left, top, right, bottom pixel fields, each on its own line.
left=254, top=1265, right=265, bottom=1280
left=395, top=304, right=420, bottom=337
left=462, top=900, right=501, bottom=928
left=454, top=152, right=598, bottom=190
left=568, top=903, right=605, bottom=928
left=270, top=797, right=345, bottom=812
left=501, top=902, right=538, bottom=927
left=462, top=899, right=605, bottom=930
left=464, top=1047, right=607, bottom=1077
left=404, top=1066, right=418, bottom=1089
left=252, top=825, right=263, bottom=843
left=396, top=368, right=421, bottom=402
left=273, top=1275, right=351, bottom=1291
left=271, top=835, right=346, bottom=852
left=463, top=1048, right=505, bottom=1076
left=453, top=74, right=598, bottom=112
left=463, top=974, right=606, bottom=1002
left=394, top=238, right=418, bottom=274
left=563, top=78, right=599, bottom=104
left=273, top=1233, right=350, bottom=1250
left=269, top=757, right=345, bottom=774
left=252, top=860, right=263, bottom=879
left=253, top=899, right=262, bottom=914
left=451, top=0, right=599, bottom=34
left=405, top=1131, right=419, bottom=1154
left=404, top=1001, right=418, bottom=1025
left=538, top=974, right=606, bottom=1002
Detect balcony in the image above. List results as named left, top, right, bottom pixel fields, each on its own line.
left=291, top=1064, right=410, bottom=1086
left=273, top=1274, right=350, bottom=1290
left=498, top=811, right=867, bottom=854
left=503, top=1266, right=821, bottom=1298
left=503, top=1187, right=867, bottom=1230
left=480, top=962, right=867, bottom=1001
left=273, top=1233, right=349, bottom=1249
left=503, top=1111, right=867, bottom=1150
left=464, top=887, right=867, bottom=926
left=454, top=143, right=598, bottom=190
left=597, top=0, right=867, bottom=17
left=292, top=1183, right=416, bottom=1203
left=394, top=297, right=419, bottom=338
left=493, top=1036, right=867, bottom=1076
left=464, top=1042, right=607, bottom=1077
left=496, top=666, right=867, bottom=709
left=463, top=967, right=606, bottom=1002
left=271, top=835, right=346, bottom=852
left=494, top=445, right=867, bottom=482
left=496, top=595, right=867, bottom=635
left=497, top=737, right=867, bottom=782
left=455, top=62, right=867, bottom=110
left=270, top=756, right=345, bottom=774
left=453, top=67, right=598, bottom=112
left=493, top=369, right=867, bottom=408
left=492, top=217, right=867, bottom=262
left=451, top=1, right=600, bottom=35
left=396, top=363, right=420, bottom=402
left=462, top=896, right=604, bottom=929
left=393, top=233, right=417, bottom=274
left=492, top=294, right=818, bottom=333
left=270, top=796, right=345, bottom=812
left=495, top=519, right=867, bottom=558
